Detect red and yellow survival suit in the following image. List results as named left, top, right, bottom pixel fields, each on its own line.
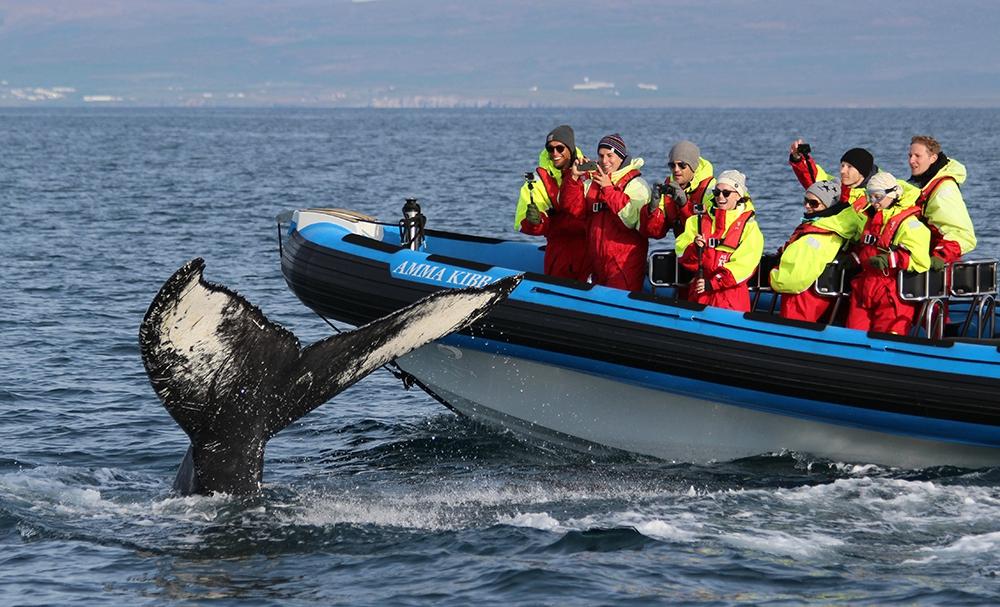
left=561, top=158, right=652, bottom=291
left=638, top=157, right=716, bottom=239
left=846, top=184, right=931, bottom=335
left=909, top=157, right=976, bottom=263
left=514, top=147, right=592, bottom=281
left=674, top=198, right=765, bottom=311
left=769, top=202, right=865, bottom=322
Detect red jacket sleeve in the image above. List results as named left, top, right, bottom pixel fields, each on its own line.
left=597, top=183, right=632, bottom=214
left=932, top=237, right=963, bottom=263
left=789, top=154, right=818, bottom=189
left=708, top=267, right=737, bottom=290
left=559, top=177, right=587, bottom=220
left=519, top=211, right=549, bottom=236
left=639, top=204, right=668, bottom=239
left=678, top=243, right=701, bottom=272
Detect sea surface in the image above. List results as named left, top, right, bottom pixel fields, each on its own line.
left=3, top=107, right=1000, bottom=606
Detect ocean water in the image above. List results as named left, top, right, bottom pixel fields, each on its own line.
left=3, top=107, right=1000, bottom=606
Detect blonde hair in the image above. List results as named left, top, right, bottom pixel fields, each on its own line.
left=910, top=135, right=941, bottom=155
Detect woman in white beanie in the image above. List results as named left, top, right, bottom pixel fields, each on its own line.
left=674, top=170, right=764, bottom=311
left=845, top=171, right=931, bottom=335
left=770, top=180, right=865, bottom=323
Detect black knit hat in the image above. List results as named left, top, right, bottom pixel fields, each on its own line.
left=598, top=133, right=628, bottom=161
left=840, top=147, right=874, bottom=177
left=546, top=125, right=575, bottom=153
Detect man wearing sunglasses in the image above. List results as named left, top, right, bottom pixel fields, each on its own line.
left=674, top=170, right=764, bottom=311
left=639, top=140, right=716, bottom=240
left=769, top=181, right=865, bottom=323
left=788, top=139, right=876, bottom=212
left=845, top=171, right=930, bottom=335
left=514, top=124, right=592, bottom=281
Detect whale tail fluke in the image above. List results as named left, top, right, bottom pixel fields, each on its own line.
left=139, top=258, right=520, bottom=495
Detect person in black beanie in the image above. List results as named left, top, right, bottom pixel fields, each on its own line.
left=787, top=139, right=877, bottom=212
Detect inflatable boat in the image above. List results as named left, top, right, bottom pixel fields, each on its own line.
left=278, top=206, right=1000, bottom=469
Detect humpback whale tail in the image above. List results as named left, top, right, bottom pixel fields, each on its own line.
left=139, top=258, right=520, bottom=496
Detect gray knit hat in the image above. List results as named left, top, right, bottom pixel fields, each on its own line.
left=669, top=140, right=700, bottom=170
left=546, top=125, right=575, bottom=152
left=805, top=180, right=839, bottom=208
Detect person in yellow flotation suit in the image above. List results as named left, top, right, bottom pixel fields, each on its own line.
left=675, top=170, right=764, bottom=311
left=639, top=140, right=716, bottom=239
left=907, top=135, right=976, bottom=269
left=513, top=125, right=591, bottom=281
left=770, top=181, right=865, bottom=323
left=845, top=172, right=931, bottom=335
left=788, top=139, right=876, bottom=212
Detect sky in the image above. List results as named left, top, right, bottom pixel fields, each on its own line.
left=1, top=0, right=999, bottom=107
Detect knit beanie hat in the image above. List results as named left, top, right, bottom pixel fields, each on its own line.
left=805, top=180, right=839, bottom=208
left=866, top=171, right=900, bottom=200
left=669, top=140, right=700, bottom=170
left=716, top=170, right=747, bottom=197
left=546, top=125, right=575, bottom=152
left=598, top=133, right=628, bottom=161
left=840, top=147, right=874, bottom=178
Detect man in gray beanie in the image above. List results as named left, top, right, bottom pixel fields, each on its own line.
left=513, top=124, right=591, bottom=282
left=639, top=139, right=717, bottom=240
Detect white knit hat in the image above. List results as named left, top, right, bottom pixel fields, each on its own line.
left=716, top=170, right=747, bottom=197
left=866, top=171, right=900, bottom=200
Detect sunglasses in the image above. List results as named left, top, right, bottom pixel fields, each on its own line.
left=668, top=161, right=689, bottom=170
left=803, top=198, right=824, bottom=209
left=712, top=188, right=739, bottom=199
left=546, top=144, right=567, bottom=154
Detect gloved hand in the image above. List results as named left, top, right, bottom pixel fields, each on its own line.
left=664, top=181, right=687, bottom=206
left=525, top=201, right=541, bottom=225
left=867, top=253, right=889, bottom=271
left=930, top=256, right=946, bottom=272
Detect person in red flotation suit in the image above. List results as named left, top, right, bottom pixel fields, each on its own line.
left=513, top=125, right=591, bottom=281
left=845, top=171, right=931, bottom=335
left=560, top=133, right=652, bottom=291
left=675, top=170, right=764, bottom=311
left=639, top=140, right=716, bottom=240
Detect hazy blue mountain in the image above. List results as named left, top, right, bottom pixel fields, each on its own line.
left=1, top=0, right=998, bottom=107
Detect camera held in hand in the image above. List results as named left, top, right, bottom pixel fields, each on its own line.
left=796, top=143, right=812, bottom=156
left=577, top=160, right=599, bottom=172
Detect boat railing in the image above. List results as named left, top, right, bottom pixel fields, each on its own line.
left=648, top=252, right=999, bottom=339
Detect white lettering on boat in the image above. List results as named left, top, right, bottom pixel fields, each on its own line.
left=392, top=261, right=495, bottom=288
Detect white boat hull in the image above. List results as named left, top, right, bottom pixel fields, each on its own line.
left=397, top=342, right=1000, bottom=469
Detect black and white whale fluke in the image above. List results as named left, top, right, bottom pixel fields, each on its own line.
left=139, top=258, right=520, bottom=496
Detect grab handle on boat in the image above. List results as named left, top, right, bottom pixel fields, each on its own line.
left=275, top=210, right=294, bottom=259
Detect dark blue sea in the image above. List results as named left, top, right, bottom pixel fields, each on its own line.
left=3, top=107, right=1000, bottom=606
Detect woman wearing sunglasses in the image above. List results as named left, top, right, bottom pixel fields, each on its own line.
left=845, top=171, right=931, bottom=335
left=674, top=170, right=764, bottom=311
left=769, top=181, right=865, bottom=323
